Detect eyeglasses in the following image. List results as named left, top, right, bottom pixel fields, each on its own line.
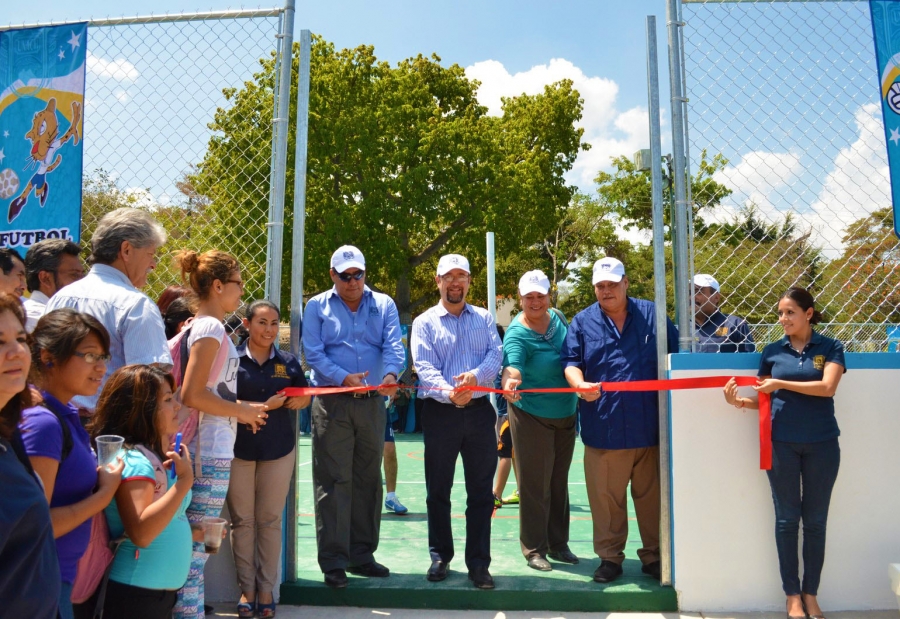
left=335, top=270, right=365, bottom=282
left=72, top=352, right=112, bottom=364
left=441, top=274, right=470, bottom=283
left=226, top=279, right=244, bottom=290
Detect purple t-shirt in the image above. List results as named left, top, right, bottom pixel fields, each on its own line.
left=19, top=394, right=98, bottom=584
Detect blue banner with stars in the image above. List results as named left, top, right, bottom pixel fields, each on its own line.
left=871, top=1, right=900, bottom=239
left=0, top=24, right=86, bottom=251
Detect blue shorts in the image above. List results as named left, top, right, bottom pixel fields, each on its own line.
left=30, top=172, right=46, bottom=190
left=384, top=414, right=394, bottom=443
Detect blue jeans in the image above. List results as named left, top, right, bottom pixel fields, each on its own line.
left=766, top=438, right=840, bottom=596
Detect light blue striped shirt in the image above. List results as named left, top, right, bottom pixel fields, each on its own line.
left=302, top=286, right=405, bottom=387
left=46, top=264, right=173, bottom=410
left=411, top=302, right=502, bottom=404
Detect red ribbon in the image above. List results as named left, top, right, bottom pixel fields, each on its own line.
left=281, top=375, right=772, bottom=470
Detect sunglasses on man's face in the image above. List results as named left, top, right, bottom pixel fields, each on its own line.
left=335, top=270, right=365, bottom=282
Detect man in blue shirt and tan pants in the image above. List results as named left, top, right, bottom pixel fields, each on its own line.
left=302, top=245, right=405, bottom=589
left=562, top=257, right=678, bottom=584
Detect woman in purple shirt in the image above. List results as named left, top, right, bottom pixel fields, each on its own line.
left=19, top=309, right=123, bottom=619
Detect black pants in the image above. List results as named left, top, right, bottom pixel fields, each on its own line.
left=311, top=394, right=385, bottom=572
left=101, top=580, right=176, bottom=619
left=422, top=397, right=496, bottom=570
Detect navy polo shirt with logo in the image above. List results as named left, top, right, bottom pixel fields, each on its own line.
left=695, top=310, right=754, bottom=353
left=234, top=343, right=307, bottom=461
left=758, top=331, right=846, bottom=444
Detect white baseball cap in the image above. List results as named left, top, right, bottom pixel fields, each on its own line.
left=330, top=245, right=365, bottom=273
left=518, top=270, right=550, bottom=295
left=592, top=257, right=625, bottom=285
left=693, top=273, right=720, bottom=292
left=436, top=254, right=470, bottom=277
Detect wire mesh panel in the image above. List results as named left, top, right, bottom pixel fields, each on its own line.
left=682, top=0, right=900, bottom=350
left=66, top=12, right=283, bottom=306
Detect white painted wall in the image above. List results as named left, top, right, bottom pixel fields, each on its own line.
left=670, top=355, right=900, bottom=611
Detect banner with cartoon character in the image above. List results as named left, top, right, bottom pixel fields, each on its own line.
left=0, top=23, right=85, bottom=250
left=871, top=1, right=900, bottom=240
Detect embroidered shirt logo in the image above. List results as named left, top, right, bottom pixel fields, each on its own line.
left=715, top=326, right=729, bottom=337
left=273, top=363, right=289, bottom=379
left=813, top=355, right=826, bottom=370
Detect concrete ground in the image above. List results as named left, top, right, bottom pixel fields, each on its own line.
left=210, top=605, right=898, bottom=618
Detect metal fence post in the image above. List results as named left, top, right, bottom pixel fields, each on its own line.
left=647, top=14, right=674, bottom=588
left=286, top=28, right=311, bottom=583
left=264, top=0, right=295, bottom=305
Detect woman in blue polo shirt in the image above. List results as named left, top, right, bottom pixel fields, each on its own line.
left=724, top=287, right=845, bottom=619
left=225, top=299, right=309, bottom=618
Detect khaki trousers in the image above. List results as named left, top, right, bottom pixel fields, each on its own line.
left=226, top=448, right=296, bottom=594
left=507, top=405, right=576, bottom=559
left=583, top=445, right=660, bottom=565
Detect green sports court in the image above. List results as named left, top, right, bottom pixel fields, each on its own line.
left=280, top=433, right=677, bottom=612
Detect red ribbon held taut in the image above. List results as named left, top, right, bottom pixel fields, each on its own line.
left=281, top=375, right=772, bottom=470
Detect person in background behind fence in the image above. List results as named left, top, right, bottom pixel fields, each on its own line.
left=171, top=250, right=271, bottom=619
left=723, top=287, right=845, bottom=619
left=693, top=273, right=754, bottom=353
left=302, top=245, right=404, bottom=589
left=227, top=299, right=309, bottom=619
left=501, top=270, right=578, bottom=573
left=23, top=239, right=85, bottom=333
left=46, top=208, right=173, bottom=414
left=18, top=309, right=122, bottom=619
left=562, top=257, right=678, bottom=585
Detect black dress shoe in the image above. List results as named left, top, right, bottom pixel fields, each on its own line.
left=347, top=561, right=390, bottom=577
left=526, top=555, right=552, bottom=571
left=324, top=568, right=348, bottom=588
left=641, top=560, right=661, bottom=580
left=592, top=560, right=623, bottom=583
left=548, top=549, right=579, bottom=564
left=468, top=566, right=495, bottom=589
left=426, top=559, right=449, bottom=582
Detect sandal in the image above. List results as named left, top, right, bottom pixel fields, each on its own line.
left=258, top=601, right=276, bottom=618
left=237, top=600, right=256, bottom=618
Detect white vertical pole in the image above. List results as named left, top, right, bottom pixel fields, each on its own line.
left=486, top=232, right=497, bottom=409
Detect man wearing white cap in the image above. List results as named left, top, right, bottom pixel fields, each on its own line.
left=302, top=245, right=405, bottom=588
left=561, top=256, right=678, bottom=584
left=693, top=273, right=754, bottom=353
left=411, top=253, right=503, bottom=589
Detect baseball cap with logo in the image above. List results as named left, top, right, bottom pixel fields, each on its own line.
left=518, top=270, right=551, bottom=295
left=693, top=273, right=720, bottom=292
left=436, top=254, right=470, bottom=277
left=592, top=257, right=626, bottom=285
left=330, top=245, right=365, bottom=273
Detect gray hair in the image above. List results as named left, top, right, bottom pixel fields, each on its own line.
left=89, top=208, right=167, bottom=265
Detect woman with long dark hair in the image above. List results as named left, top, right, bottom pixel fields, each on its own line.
left=724, top=287, right=845, bottom=619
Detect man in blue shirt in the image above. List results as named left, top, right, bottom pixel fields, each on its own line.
left=562, top=256, right=678, bottom=584
left=693, top=273, right=754, bottom=353
left=411, top=254, right=503, bottom=590
left=302, top=245, right=405, bottom=589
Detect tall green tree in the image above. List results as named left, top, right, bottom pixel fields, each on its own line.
left=188, top=36, right=587, bottom=321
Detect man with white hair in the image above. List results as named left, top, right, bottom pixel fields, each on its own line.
left=302, top=245, right=404, bottom=589
left=561, top=256, right=678, bottom=584
left=693, top=273, right=754, bottom=353
left=46, top=207, right=172, bottom=412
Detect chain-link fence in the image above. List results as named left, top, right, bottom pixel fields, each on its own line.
left=749, top=322, right=898, bottom=352
left=682, top=0, right=900, bottom=350
left=34, top=10, right=287, bottom=313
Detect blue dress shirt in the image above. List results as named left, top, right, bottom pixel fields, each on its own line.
left=411, top=302, right=503, bottom=404
left=695, top=310, right=754, bottom=352
left=302, top=286, right=405, bottom=387
left=758, top=331, right=846, bottom=444
left=561, top=297, right=679, bottom=450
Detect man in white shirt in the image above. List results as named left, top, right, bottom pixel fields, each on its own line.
left=47, top=208, right=173, bottom=411
left=23, top=239, right=85, bottom=332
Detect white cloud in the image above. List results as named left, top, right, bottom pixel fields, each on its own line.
left=709, top=150, right=804, bottom=224
left=465, top=58, right=662, bottom=189
left=87, top=52, right=139, bottom=82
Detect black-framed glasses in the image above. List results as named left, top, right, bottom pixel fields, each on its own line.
left=72, top=352, right=112, bottom=364
left=334, top=270, right=365, bottom=282
left=226, top=279, right=244, bottom=290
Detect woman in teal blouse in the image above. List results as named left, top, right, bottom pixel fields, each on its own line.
left=501, top=270, right=578, bottom=572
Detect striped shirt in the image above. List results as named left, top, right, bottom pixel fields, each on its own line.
left=46, top=264, right=173, bottom=410
left=411, top=302, right=502, bottom=404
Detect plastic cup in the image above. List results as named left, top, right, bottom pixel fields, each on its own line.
left=203, top=517, right=227, bottom=554
left=95, top=435, right=124, bottom=469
